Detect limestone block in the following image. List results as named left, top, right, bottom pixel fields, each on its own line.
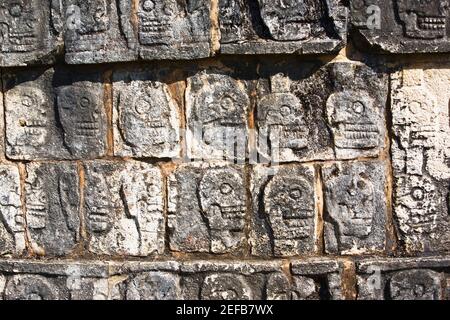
left=167, top=162, right=246, bottom=254
left=391, top=66, right=450, bottom=253
left=113, top=69, right=181, bottom=158
left=321, top=160, right=388, bottom=255
left=25, top=162, right=80, bottom=257
left=219, top=0, right=347, bottom=54
left=0, top=0, right=62, bottom=66
left=83, top=160, right=164, bottom=256
left=357, top=256, right=450, bottom=300
left=250, top=164, right=318, bottom=257
left=0, top=165, right=25, bottom=256
left=351, top=0, right=450, bottom=53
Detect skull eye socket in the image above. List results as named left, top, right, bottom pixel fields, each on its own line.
left=220, top=95, right=234, bottom=110
left=220, top=183, right=233, bottom=195
left=289, top=188, right=302, bottom=199
left=411, top=187, right=425, bottom=201
left=280, top=105, right=291, bottom=116
left=352, top=101, right=365, bottom=114
left=9, top=4, right=23, bottom=17
left=135, top=100, right=151, bottom=115
left=142, top=0, right=155, bottom=11
left=22, top=96, right=33, bottom=107
left=357, top=180, right=367, bottom=189
left=80, top=97, right=91, bottom=108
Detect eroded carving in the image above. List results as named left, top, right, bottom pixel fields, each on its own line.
left=390, top=269, right=442, bottom=300
left=322, top=161, right=387, bottom=254
left=266, top=273, right=318, bottom=300
left=126, top=272, right=180, bottom=300
left=201, top=274, right=252, bottom=300
left=4, top=275, right=59, bottom=300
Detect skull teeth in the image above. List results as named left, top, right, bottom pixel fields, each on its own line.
left=417, top=16, right=446, bottom=30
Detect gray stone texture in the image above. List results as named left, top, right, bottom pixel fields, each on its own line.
left=256, top=61, right=387, bottom=163
left=351, top=0, right=450, bottom=53
left=391, top=66, right=450, bottom=254
left=219, top=0, right=348, bottom=54
left=322, top=160, right=388, bottom=255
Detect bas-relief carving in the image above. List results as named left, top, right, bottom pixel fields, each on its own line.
left=125, top=272, right=181, bottom=300
left=25, top=162, right=80, bottom=256
left=266, top=273, right=319, bottom=300
left=186, top=73, right=250, bottom=162
left=322, top=161, right=387, bottom=255
left=113, top=76, right=180, bottom=158
left=84, top=161, right=164, bottom=256
left=391, top=67, right=450, bottom=253
left=201, top=274, right=253, bottom=300
left=168, top=164, right=246, bottom=254
left=0, top=165, right=25, bottom=256
left=3, top=275, right=61, bottom=300
left=389, top=269, right=442, bottom=300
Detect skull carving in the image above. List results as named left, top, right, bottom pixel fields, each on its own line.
left=126, top=272, right=180, bottom=300
left=4, top=275, right=58, bottom=300
left=137, top=0, right=177, bottom=45
left=390, top=269, right=442, bottom=300
left=119, top=82, right=174, bottom=151
left=257, top=0, right=324, bottom=41
left=201, top=274, right=252, bottom=300
left=396, top=176, right=439, bottom=237
left=25, top=176, right=48, bottom=230
left=199, top=168, right=246, bottom=232
left=67, top=0, right=109, bottom=35
left=219, top=0, right=245, bottom=43
left=258, top=92, right=308, bottom=156
left=56, top=84, right=104, bottom=155
left=7, top=87, right=49, bottom=149
left=264, top=174, right=314, bottom=241
left=326, top=90, right=380, bottom=150
left=266, top=273, right=318, bottom=300
left=395, top=0, right=450, bottom=39
left=85, top=171, right=114, bottom=234
left=0, top=0, right=38, bottom=52
left=327, top=168, right=375, bottom=238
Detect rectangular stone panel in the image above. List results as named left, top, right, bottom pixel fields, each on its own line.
left=250, top=164, right=318, bottom=257
left=25, top=162, right=80, bottom=257
left=321, top=160, right=388, bottom=255
left=0, top=0, right=62, bottom=66
left=112, top=68, right=181, bottom=158
left=356, top=256, right=450, bottom=300
left=185, top=70, right=254, bottom=162
left=3, top=67, right=108, bottom=160
left=256, top=61, right=387, bottom=163
left=391, top=65, right=450, bottom=254
left=167, top=162, right=247, bottom=254
left=0, top=165, right=26, bottom=257
left=63, top=0, right=137, bottom=64
left=83, top=160, right=164, bottom=256
left=0, top=259, right=109, bottom=300
left=351, top=0, right=450, bottom=53
left=219, top=0, right=347, bottom=55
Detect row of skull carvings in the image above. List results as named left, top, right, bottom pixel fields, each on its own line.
left=0, top=257, right=449, bottom=300
left=0, top=159, right=387, bottom=257
left=1, top=61, right=388, bottom=162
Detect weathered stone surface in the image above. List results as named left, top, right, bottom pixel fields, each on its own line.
left=322, top=161, right=387, bottom=255
left=351, top=0, right=450, bottom=53
left=168, top=162, right=246, bottom=253
left=256, top=61, right=387, bottom=163
left=25, top=162, right=80, bottom=256
left=84, top=160, right=164, bottom=256
left=391, top=66, right=450, bottom=253
left=3, top=67, right=107, bottom=160
left=219, top=0, right=347, bottom=54
left=0, top=0, right=62, bottom=66
left=250, top=164, right=317, bottom=257
left=113, top=69, right=181, bottom=158
left=357, top=257, right=450, bottom=300
left=186, top=71, right=251, bottom=162
left=0, top=260, right=109, bottom=300
left=0, top=165, right=25, bottom=256
left=64, top=0, right=136, bottom=64
left=119, top=0, right=211, bottom=60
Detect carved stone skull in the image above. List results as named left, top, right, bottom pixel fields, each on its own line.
left=390, top=269, right=442, bottom=300
left=264, top=174, right=314, bottom=240
left=85, top=171, right=114, bottom=234
left=4, top=275, right=58, bottom=300
left=201, top=274, right=252, bottom=300
left=126, top=272, right=180, bottom=300
left=395, top=0, right=450, bottom=39
left=67, top=0, right=110, bottom=35
left=25, top=176, right=48, bottom=230
left=137, top=0, right=177, bottom=45
left=257, top=0, right=324, bottom=41
left=0, top=0, right=38, bottom=52
left=199, top=168, right=246, bottom=231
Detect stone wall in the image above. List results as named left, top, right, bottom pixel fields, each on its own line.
left=0, top=0, right=449, bottom=300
